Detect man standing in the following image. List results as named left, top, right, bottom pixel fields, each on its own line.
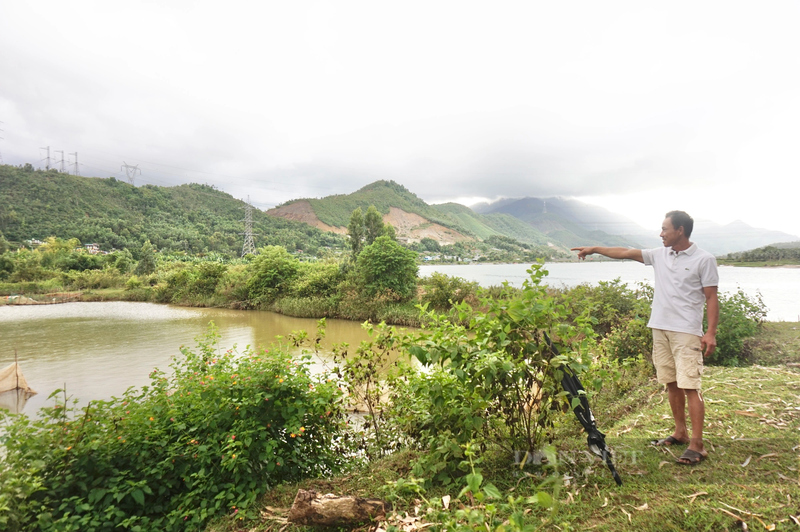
left=571, top=211, right=719, bottom=465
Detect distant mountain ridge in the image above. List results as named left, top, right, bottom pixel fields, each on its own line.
left=475, top=196, right=799, bottom=255
left=266, top=180, right=640, bottom=250
left=472, top=196, right=651, bottom=249
left=0, top=164, right=345, bottom=255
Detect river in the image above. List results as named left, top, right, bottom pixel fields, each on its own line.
left=420, top=262, right=800, bottom=322
left=1, top=262, right=797, bottom=415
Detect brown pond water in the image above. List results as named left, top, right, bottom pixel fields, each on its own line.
left=0, top=302, right=387, bottom=415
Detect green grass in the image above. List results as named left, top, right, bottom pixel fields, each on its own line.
left=717, top=260, right=800, bottom=267
left=205, top=326, right=800, bottom=532
left=750, top=322, right=800, bottom=366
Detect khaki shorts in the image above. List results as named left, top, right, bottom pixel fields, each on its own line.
left=652, top=329, right=704, bottom=390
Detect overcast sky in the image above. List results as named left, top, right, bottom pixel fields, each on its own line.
left=2, top=1, right=799, bottom=237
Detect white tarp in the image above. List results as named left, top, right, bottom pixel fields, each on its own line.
left=0, top=362, right=37, bottom=394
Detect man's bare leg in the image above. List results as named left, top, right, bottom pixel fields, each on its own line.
left=666, top=382, right=690, bottom=443
left=684, top=389, right=705, bottom=454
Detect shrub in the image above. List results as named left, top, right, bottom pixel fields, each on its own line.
left=214, top=264, right=250, bottom=306
left=0, top=326, right=347, bottom=531
left=707, top=289, right=768, bottom=366
left=61, top=268, right=126, bottom=290
left=557, top=279, right=651, bottom=337
left=355, top=236, right=418, bottom=302
left=419, top=272, right=478, bottom=311
left=403, top=263, right=595, bottom=482
left=288, top=261, right=343, bottom=299
left=246, top=246, right=300, bottom=306
left=601, top=316, right=653, bottom=361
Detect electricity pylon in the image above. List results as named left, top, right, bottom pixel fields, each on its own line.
left=40, top=146, right=51, bottom=170
left=69, top=152, right=79, bottom=175
left=240, top=197, right=258, bottom=256
left=121, top=161, right=141, bottom=185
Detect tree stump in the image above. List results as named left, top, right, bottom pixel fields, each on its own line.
left=287, top=489, right=389, bottom=527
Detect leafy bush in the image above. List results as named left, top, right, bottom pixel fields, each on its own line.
left=246, top=246, right=300, bottom=306
left=419, top=272, right=478, bottom=311
left=0, top=326, right=347, bottom=531
left=288, top=261, right=343, bottom=298
left=557, top=279, right=651, bottom=337
left=707, top=289, right=768, bottom=366
left=403, top=264, right=595, bottom=482
left=355, top=236, right=418, bottom=301
left=61, top=268, right=126, bottom=290
left=601, top=316, right=653, bottom=361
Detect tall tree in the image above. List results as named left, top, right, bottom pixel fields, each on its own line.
left=347, top=207, right=365, bottom=256
left=134, top=240, right=157, bottom=275
left=363, top=205, right=384, bottom=246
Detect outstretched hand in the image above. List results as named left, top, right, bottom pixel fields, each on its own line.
left=571, top=246, right=595, bottom=260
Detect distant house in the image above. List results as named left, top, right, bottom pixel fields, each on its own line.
left=85, top=243, right=101, bottom=254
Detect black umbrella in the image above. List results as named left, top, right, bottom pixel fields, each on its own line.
left=548, top=337, right=622, bottom=486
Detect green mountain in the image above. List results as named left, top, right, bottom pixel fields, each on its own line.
left=0, top=164, right=345, bottom=255
left=430, top=202, right=552, bottom=246
left=271, top=180, right=564, bottom=248
left=291, top=180, right=460, bottom=230
left=474, top=197, right=650, bottom=248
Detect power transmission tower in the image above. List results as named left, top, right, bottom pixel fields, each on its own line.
left=240, top=196, right=258, bottom=256
left=69, top=152, right=79, bottom=175
left=54, top=150, right=66, bottom=172
left=121, top=161, right=141, bottom=185
left=40, top=146, right=51, bottom=170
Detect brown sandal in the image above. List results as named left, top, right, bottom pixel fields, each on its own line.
left=651, top=436, right=689, bottom=446
left=676, top=448, right=708, bottom=465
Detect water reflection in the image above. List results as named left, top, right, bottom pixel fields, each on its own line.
left=0, top=389, right=34, bottom=413
left=0, top=302, right=384, bottom=415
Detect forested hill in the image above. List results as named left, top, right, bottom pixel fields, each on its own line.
left=271, top=180, right=641, bottom=249
left=300, top=180, right=463, bottom=229
left=0, top=165, right=345, bottom=255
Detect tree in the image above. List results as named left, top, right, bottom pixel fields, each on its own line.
left=348, top=208, right=365, bottom=257
left=356, top=235, right=418, bottom=301
left=364, top=205, right=384, bottom=246
left=419, top=237, right=440, bottom=252
left=133, top=240, right=157, bottom=275
left=0, top=230, right=9, bottom=254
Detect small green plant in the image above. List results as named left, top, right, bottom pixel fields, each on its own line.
left=332, top=321, right=406, bottom=461
left=402, top=263, right=595, bottom=482
left=382, top=442, right=559, bottom=532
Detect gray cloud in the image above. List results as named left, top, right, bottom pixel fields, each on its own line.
left=2, top=1, right=800, bottom=236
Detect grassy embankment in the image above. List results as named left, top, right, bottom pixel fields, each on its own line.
left=206, top=323, right=800, bottom=532
left=718, top=260, right=800, bottom=268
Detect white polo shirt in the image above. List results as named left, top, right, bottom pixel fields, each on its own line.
left=641, top=243, right=719, bottom=337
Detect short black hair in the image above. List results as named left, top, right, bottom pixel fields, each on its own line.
left=665, top=210, right=694, bottom=238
